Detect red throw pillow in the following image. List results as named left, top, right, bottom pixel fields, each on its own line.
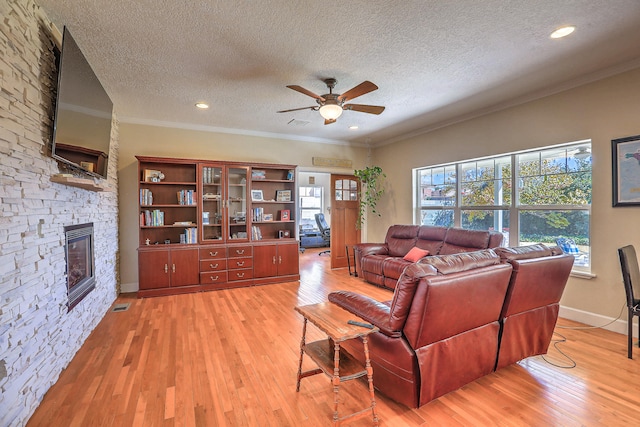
left=403, top=247, right=430, bottom=262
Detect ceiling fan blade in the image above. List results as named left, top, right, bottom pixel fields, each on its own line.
left=277, top=106, right=317, bottom=113
left=343, top=104, right=385, bottom=115
left=338, top=81, right=378, bottom=102
left=286, top=85, right=325, bottom=101
left=324, top=118, right=337, bottom=125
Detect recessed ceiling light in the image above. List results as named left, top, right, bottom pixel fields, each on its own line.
left=195, top=102, right=209, bottom=109
left=349, top=125, right=359, bottom=130
left=550, top=25, right=575, bottom=39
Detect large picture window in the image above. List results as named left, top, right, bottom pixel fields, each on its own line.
left=415, top=141, right=592, bottom=270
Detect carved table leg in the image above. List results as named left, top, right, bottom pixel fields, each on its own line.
left=332, top=340, right=341, bottom=426
left=296, top=318, right=308, bottom=392
left=362, top=336, right=379, bottom=426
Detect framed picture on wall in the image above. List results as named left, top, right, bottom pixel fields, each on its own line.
left=612, top=134, right=640, bottom=206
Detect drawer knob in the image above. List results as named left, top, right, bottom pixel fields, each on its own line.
left=209, top=263, right=218, bottom=269
left=236, top=249, right=245, bottom=255
left=237, top=272, right=245, bottom=278
left=209, top=251, right=218, bottom=257
left=210, top=275, right=218, bottom=281
left=237, top=261, right=245, bottom=266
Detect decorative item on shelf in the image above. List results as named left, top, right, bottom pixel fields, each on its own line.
left=203, top=212, right=210, bottom=224
left=276, top=190, right=291, bottom=201
left=80, top=161, right=94, bottom=172
left=287, top=169, right=294, bottom=180
left=278, top=230, right=291, bottom=238
left=232, top=212, right=246, bottom=223
left=263, top=213, right=273, bottom=221
left=143, top=169, right=165, bottom=182
left=252, top=169, right=266, bottom=180
left=251, top=189, right=264, bottom=201
left=280, top=209, right=290, bottom=221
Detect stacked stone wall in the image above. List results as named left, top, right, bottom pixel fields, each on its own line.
left=0, top=1, right=119, bottom=425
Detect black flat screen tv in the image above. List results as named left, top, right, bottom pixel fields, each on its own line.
left=51, top=27, right=113, bottom=179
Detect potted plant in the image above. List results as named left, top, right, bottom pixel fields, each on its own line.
left=354, top=166, right=386, bottom=229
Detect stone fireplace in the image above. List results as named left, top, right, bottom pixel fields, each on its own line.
left=64, top=223, right=96, bottom=310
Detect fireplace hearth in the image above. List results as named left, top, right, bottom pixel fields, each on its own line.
left=64, top=223, right=96, bottom=310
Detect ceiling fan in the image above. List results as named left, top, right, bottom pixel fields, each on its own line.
left=277, top=78, right=385, bottom=125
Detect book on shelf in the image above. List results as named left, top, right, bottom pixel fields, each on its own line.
left=252, top=207, right=264, bottom=222
left=251, top=225, right=262, bottom=240
left=140, top=189, right=153, bottom=205
left=142, top=209, right=164, bottom=226
left=251, top=169, right=266, bottom=180
left=180, top=227, right=198, bottom=244
left=177, top=190, right=196, bottom=205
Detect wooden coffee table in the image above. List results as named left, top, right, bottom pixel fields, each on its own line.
left=295, top=302, right=379, bottom=426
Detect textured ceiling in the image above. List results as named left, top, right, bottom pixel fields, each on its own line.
left=38, top=0, right=640, bottom=146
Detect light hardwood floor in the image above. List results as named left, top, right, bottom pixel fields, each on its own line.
left=27, top=248, right=640, bottom=426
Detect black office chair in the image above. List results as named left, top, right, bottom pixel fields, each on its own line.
left=618, top=245, right=640, bottom=359
left=315, top=213, right=330, bottom=256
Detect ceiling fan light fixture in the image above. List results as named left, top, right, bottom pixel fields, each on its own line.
left=319, top=104, right=343, bottom=120
left=550, top=25, right=575, bottom=39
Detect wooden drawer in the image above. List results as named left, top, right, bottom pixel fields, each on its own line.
left=200, top=271, right=228, bottom=284
left=200, top=246, right=227, bottom=260
left=228, top=268, right=253, bottom=281
left=228, top=257, right=253, bottom=270
left=228, top=245, right=252, bottom=258
left=199, top=259, right=227, bottom=272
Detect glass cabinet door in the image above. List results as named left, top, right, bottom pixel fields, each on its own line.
left=201, top=164, right=224, bottom=242
left=227, top=167, right=249, bottom=241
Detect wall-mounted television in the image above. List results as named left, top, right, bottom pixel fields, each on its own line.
left=51, top=27, right=113, bottom=179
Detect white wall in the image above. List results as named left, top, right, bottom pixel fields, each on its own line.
left=0, top=1, right=120, bottom=425
left=371, top=68, right=640, bottom=330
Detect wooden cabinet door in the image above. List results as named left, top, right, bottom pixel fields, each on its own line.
left=277, top=243, right=299, bottom=276
left=138, top=250, right=170, bottom=290
left=253, top=245, right=278, bottom=278
left=170, top=248, right=199, bottom=287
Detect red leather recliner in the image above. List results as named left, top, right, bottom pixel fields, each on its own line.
left=329, top=249, right=513, bottom=407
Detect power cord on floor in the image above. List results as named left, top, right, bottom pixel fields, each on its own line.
left=541, top=303, right=627, bottom=369
left=541, top=331, right=576, bottom=369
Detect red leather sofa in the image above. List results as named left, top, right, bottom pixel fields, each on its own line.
left=354, top=225, right=504, bottom=289
left=329, top=245, right=573, bottom=408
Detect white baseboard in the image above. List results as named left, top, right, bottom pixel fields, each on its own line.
left=559, top=304, right=635, bottom=337
left=120, top=281, right=139, bottom=294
